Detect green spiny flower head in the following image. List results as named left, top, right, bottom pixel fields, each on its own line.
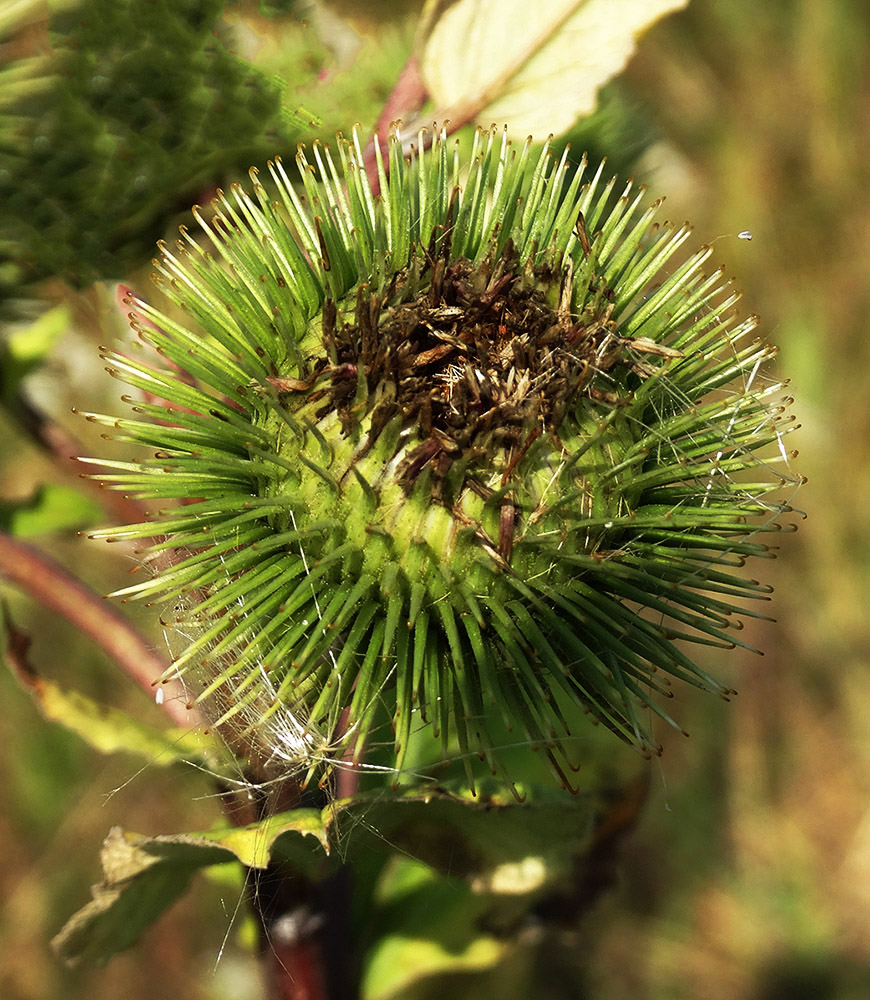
left=83, top=125, right=800, bottom=792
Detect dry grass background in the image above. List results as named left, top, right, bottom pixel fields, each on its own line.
left=1, top=1, right=869, bottom=997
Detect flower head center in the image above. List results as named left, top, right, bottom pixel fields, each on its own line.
left=316, top=241, right=623, bottom=501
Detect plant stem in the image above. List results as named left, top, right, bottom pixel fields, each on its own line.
left=5, top=392, right=149, bottom=526
left=0, top=532, right=189, bottom=725
left=365, top=52, right=427, bottom=191
left=253, top=861, right=335, bottom=1000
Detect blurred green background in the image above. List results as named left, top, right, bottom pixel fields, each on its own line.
left=1, top=1, right=868, bottom=998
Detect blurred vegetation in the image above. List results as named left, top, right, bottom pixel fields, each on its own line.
left=591, top=2, right=870, bottom=998
left=0, top=0, right=308, bottom=318
left=1, top=0, right=868, bottom=998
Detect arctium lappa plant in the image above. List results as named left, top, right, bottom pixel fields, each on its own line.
left=80, top=125, right=800, bottom=795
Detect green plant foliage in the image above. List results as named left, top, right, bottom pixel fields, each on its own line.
left=360, top=859, right=510, bottom=999
left=222, top=7, right=415, bottom=146
left=0, top=484, right=103, bottom=536
left=52, top=825, right=257, bottom=966
left=0, top=0, right=304, bottom=312
left=0, top=304, right=70, bottom=399
left=82, top=126, right=800, bottom=794
left=553, top=82, right=657, bottom=190
left=53, top=783, right=604, bottom=968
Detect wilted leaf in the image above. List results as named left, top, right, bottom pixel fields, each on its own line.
left=52, top=827, right=229, bottom=966
left=21, top=676, right=206, bottom=766
left=419, top=0, right=689, bottom=136
left=52, top=814, right=329, bottom=966
left=0, top=484, right=103, bottom=536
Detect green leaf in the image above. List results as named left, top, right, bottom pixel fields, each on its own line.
left=353, top=777, right=647, bottom=997
left=0, top=304, right=70, bottom=398
left=52, top=827, right=230, bottom=966
left=338, top=783, right=595, bottom=887
left=54, top=770, right=647, bottom=968
left=223, top=5, right=413, bottom=146
left=362, top=860, right=507, bottom=1000
left=1, top=0, right=305, bottom=310
left=0, top=484, right=102, bottom=537
left=419, top=0, right=688, bottom=136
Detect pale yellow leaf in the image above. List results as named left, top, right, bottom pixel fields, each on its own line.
left=420, top=0, right=689, bottom=137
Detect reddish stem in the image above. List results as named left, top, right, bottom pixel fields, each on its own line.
left=262, top=925, right=331, bottom=1000
left=0, top=532, right=190, bottom=726
left=364, top=52, right=428, bottom=192
left=8, top=392, right=149, bottom=526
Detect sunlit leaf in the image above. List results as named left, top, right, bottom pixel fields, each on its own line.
left=52, top=814, right=329, bottom=965
left=419, top=0, right=688, bottom=135
left=362, top=861, right=507, bottom=1000
left=54, top=775, right=645, bottom=967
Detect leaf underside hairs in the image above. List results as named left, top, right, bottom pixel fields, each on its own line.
left=82, top=125, right=801, bottom=794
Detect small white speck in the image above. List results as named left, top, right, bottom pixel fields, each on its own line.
left=302, top=619, right=309, bottom=626
left=738, top=230, right=753, bottom=241
left=604, top=521, right=613, bottom=528
left=155, top=687, right=164, bottom=705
